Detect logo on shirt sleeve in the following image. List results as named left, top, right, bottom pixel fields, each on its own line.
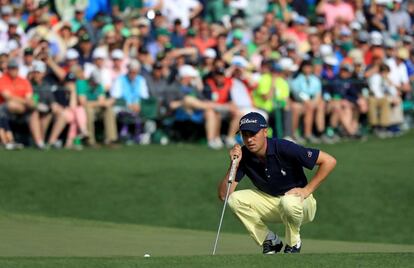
left=307, top=151, right=313, bottom=158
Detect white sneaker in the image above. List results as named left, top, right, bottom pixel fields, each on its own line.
left=225, top=137, right=237, bottom=148
left=5, top=142, right=24, bottom=150
left=208, top=137, right=223, bottom=150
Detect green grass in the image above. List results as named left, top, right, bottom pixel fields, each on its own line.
left=1, top=133, right=413, bottom=245
left=1, top=253, right=413, bottom=268
left=0, top=132, right=413, bottom=266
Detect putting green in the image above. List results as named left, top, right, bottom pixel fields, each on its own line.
left=1, top=213, right=413, bottom=257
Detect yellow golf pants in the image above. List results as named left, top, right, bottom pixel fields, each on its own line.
left=228, top=189, right=317, bottom=247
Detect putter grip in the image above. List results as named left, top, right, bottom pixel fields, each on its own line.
left=228, top=158, right=239, bottom=183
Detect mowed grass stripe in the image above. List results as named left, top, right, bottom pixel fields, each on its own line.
left=0, top=213, right=413, bottom=257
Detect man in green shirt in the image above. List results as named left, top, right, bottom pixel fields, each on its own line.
left=77, top=71, right=117, bottom=146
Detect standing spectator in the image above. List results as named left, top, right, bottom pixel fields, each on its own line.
left=55, top=0, right=88, bottom=22
left=316, top=0, right=355, bottom=29
left=385, top=0, right=411, bottom=36
left=111, top=0, right=143, bottom=18
left=77, top=70, right=118, bottom=146
left=162, top=0, right=203, bottom=29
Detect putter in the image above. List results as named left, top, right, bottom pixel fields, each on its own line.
left=212, top=156, right=239, bottom=255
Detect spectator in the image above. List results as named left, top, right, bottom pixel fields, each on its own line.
left=368, top=63, right=403, bottom=137
left=0, top=59, right=41, bottom=147
left=162, top=0, right=203, bottom=29
left=111, top=60, right=149, bottom=144
left=385, top=0, right=411, bottom=36
left=316, top=0, right=355, bottom=29
left=77, top=70, right=117, bottom=146
left=29, top=60, right=68, bottom=148
left=290, top=60, right=325, bottom=143
left=204, top=67, right=242, bottom=147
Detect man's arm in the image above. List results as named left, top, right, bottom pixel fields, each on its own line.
left=286, top=150, right=336, bottom=199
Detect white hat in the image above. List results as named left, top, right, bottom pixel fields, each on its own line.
left=179, top=65, right=199, bottom=78
left=92, top=48, right=107, bottom=59
left=323, top=55, right=339, bottom=66
left=376, top=0, right=391, bottom=4
left=278, top=57, right=298, bottom=72
left=320, top=44, right=333, bottom=57
left=370, top=31, right=383, bottom=46
left=7, top=39, right=19, bottom=51
left=1, top=5, right=13, bottom=15
left=203, top=48, right=216, bottom=59
left=111, top=49, right=124, bottom=60
left=350, top=21, right=362, bottom=31
left=137, top=17, right=150, bottom=26
left=231, top=55, right=248, bottom=68
left=384, top=38, right=396, bottom=48
left=66, top=48, right=79, bottom=60
left=31, top=60, right=47, bottom=73
left=128, top=59, right=141, bottom=71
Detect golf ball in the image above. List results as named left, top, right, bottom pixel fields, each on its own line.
left=144, top=253, right=151, bottom=258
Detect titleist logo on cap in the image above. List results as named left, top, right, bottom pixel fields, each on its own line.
left=240, top=118, right=257, bottom=125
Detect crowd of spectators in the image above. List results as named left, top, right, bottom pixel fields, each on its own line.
left=0, top=0, right=413, bottom=150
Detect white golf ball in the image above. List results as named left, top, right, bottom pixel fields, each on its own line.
left=144, top=253, right=151, bottom=258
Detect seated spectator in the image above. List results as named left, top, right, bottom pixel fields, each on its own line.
left=29, top=60, right=68, bottom=148
left=54, top=73, right=89, bottom=149
left=0, top=59, right=43, bottom=148
left=110, top=60, right=150, bottom=144
left=290, top=60, right=325, bottom=143
left=174, top=65, right=219, bottom=149
left=204, top=67, right=242, bottom=148
left=77, top=70, right=117, bottom=146
left=368, top=63, right=403, bottom=137
left=331, top=64, right=367, bottom=138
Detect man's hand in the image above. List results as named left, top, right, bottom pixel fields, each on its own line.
left=230, top=144, right=242, bottom=162
left=285, top=187, right=311, bottom=201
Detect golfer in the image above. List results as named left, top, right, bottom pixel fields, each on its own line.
left=218, top=112, right=336, bottom=254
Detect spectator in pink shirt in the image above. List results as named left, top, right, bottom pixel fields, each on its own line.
left=317, top=0, right=355, bottom=29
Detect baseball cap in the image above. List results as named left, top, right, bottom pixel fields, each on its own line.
left=111, top=49, right=124, bottom=60
left=203, top=48, right=217, bottom=59
left=66, top=48, right=79, bottom=60
left=128, top=59, right=141, bottom=71
left=92, top=48, right=107, bottom=59
left=239, top=112, right=268, bottom=133
left=7, top=59, right=19, bottom=68
left=179, top=65, right=198, bottom=78
left=31, top=60, right=47, bottom=73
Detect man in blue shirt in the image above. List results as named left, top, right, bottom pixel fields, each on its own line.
left=218, top=112, right=336, bottom=254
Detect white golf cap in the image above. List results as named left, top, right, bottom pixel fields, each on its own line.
left=323, top=55, right=339, bottom=66
left=370, top=31, right=383, bottom=46
left=137, top=17, right=150, bottom=26
left=92, top=48, right=107, bottom=59
left=231, top=55, right=248, bottom=68
left=66, top=48, right=79, bottom=60
left=350, top=21, right=362, bottom=31
left=203, top=48, right=217, bottom=59
left=179, top=65, right=199, bottom=78
left=31, top=60, right=47, bottom=73
left=128, top=59, right=141, bottom=71
left=111, top=49, right=124, bottom=60
left=1, top=5, right=13, bottom=15
left=7, top=39, right=19, bottom=51
left=278, top=57, right=298, bottom=72
left=320, top=44, right=333, bottom=57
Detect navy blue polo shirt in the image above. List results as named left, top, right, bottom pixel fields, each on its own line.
left=235, top=138, right=320, bottom=196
